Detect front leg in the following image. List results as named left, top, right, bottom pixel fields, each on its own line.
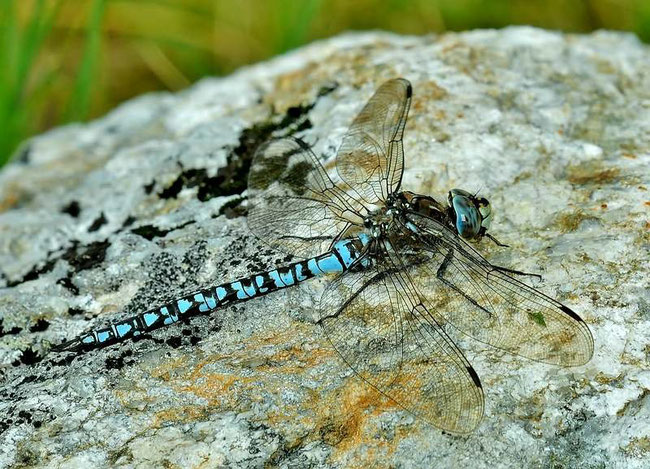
left=486, top=233, right=510, bottom=247
left=484, top=234, right=543, bottom=281
left=489, top=264, right=543, bottom=281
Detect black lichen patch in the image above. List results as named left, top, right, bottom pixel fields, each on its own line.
left=64, top=240, right=111, bottom=272
left=122, top=216, right=136, bottom=228
left=17, top=144, right=32, bottom=164
left=9, top=240, right=111, bottom=288
left=67, top=307, right=86, bottom=316
left=12, top=347, right=41, bottom=366
left=88, top=212, right=107, bottom=232
left=122, top=249, right=198, bottom=319
left=105, top=350, right=133, bottom=370
left=131, top=224, right=170, bottom=240
left=17, top=410, right=34, bottom=424
left=61, top=201, right=81, bottom=218
left=157, top=84, right=333, bottom=204
left=29, top=319, right=50, bottom=333
left=0, top=319, right=23, bottom=337
left=144, top=181, right=155, bottom=194
left=218, top=196, right=248, bottom=219
left=131, top=220, right=193, bottom=240
left=281, top=160, right=313, bottom=195
left=57, top=275, right=79, bottom=295
left=317, top=82, right=338, bottom=98
left=158, top=168, right=203, bottom=199
left=6, top=258, right=57, bottom=287
left=165, top=336, right=183, bottom=348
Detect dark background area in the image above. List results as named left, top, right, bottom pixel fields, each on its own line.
left=1, top=0, right=648, bottom=167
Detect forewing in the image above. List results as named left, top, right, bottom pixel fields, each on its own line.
left=403, top=212, right=594, bottom=366
left=248, top=138, right=362, bottom=258
left=319, top=244, right=484, bottom=434
left=336, top=78, right=411, bottom=204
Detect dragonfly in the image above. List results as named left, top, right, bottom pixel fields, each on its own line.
left=54, top=78, right=594, bottom=434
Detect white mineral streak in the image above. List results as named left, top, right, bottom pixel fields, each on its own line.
left=0, top=27, right=649, bottom=468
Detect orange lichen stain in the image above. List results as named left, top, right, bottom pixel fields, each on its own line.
left=622, top=152, right=637, bottom=159
left=256, top=343, right=335, bottom=375
left=644, top=201, right=650, bottom=207
left=0, top=191, right=19, bottom=212
left=600, top=203, right=608, bottom=209
left=152, top=405, right=210, bottom=428
left=114, top=387, right=157, bottom=409
left=557, top=129, right=564, bottom=135
left=258, top=373, right=413, bottom=464
left=554, top=210, right=599, bottom=232
left=150, top=356, right=193, bottom=381
left=440, top=39, right=465, bottom=55
left=567, top=162, right=620, bottom=186
left=264, top=62, right=342, bottom=115
left=181, top=370, right=244, bottom=403
left=308, top=379, right=410, bottom=467
left=412, top=81, right=448, bottom=112
left=432, top=109, right=446, bottom=121
left=621, top=436, right=650, bottom=457
left=143, top=322, right=419, bottom=462
left=158, top=322, right=336, bottom=406
left=269, top=60, right=404, bottom=117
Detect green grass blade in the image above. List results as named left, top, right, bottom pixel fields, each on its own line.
left=65, top=0, right=107, bottom=122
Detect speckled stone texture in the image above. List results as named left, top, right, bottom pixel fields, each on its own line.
left=0, top=26, right=649, bottom=468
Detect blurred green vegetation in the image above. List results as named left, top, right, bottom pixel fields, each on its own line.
left=1, top=0, right=649, bottom=167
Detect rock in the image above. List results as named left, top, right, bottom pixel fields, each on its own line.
left=1, top=26, right=649, bottom=468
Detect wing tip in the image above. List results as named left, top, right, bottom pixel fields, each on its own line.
left=384, top=77, right=412, bottom=97
left=559, top=304, right=584, bottom=322
left=559, top=304, right=595, bottom=365
left=404, top=81, right=412, bottom=98
left=466, top=365, right=482, bottom=389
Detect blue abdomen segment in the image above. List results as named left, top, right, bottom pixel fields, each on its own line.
left=54, top=236, right=367, bottom=353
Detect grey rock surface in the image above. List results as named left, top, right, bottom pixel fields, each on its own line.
left=1, top=26, right=649, bottom=468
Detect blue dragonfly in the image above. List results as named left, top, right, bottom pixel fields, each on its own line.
left=54, top=78, right=594, bottom=434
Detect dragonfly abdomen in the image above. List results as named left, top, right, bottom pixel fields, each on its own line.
left=53, top=237, right=366, bottom=353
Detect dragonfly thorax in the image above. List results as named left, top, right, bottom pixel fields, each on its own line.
left=363, top=204, right=401, bottom=239
left=398, top=190, right=492, bottom=241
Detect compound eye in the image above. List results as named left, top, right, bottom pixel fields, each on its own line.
left=451, top=195, right=481, bottom=239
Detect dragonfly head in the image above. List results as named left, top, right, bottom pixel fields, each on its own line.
left=447, top=189, right=492, bottom=240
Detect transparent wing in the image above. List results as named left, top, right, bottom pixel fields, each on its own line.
left=336, top=78, right=412, bottom=205
left=401, top=212, right=594, bottom=366
left=318, top=240, right=484, bottom=434
left=248, top=138, right=363, bottom=258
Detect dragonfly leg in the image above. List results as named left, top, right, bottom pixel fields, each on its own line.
left=486, top=233, right=509, bottom=247
left=436, top=249, right=492, bottom=317
left=490, top=264, right=543, bottom=281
